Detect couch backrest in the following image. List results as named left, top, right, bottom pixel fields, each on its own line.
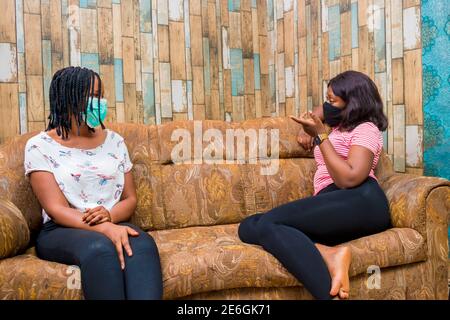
left=106, top=117, right=316, bottom=231
left=0, top=117, right=395, bottom=236
left=0, top=131, right=43, bottom=241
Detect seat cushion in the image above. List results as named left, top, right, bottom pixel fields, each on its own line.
left=0, top=224, right=426, bottom=300
left=150, top=224, right=426, bottom=299
left=0, top=253, right=82, bottom=299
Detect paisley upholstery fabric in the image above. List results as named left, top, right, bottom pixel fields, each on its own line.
left=0, top=199, right=29, bottom=259
left=0, top=224, right=427, bottom=300
left=126, top=159, right=316, bottom=231
left=0, top=117, right=448, bottom=299
left=0, top=132, right=44, bottom=242
left=380, top=173, right=449, bottom=238
left=0, top=254, right=82, bottom=300
left=155, top=225, right=428, bottom=299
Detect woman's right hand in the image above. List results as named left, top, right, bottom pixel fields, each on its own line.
left=99, top=222, right=139, bottom=269
left=297, top=131, right=314, bottom=152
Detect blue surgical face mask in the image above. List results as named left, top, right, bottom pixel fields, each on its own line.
left=82, top=97, right=108, bottom=128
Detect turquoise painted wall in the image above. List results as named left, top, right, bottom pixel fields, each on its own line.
left=421, top=0, right=450, bottom=256
left=422, top=0, right=450, bottom=180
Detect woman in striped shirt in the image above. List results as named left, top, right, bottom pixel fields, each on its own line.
left=238, top=70, right=391, bottom=300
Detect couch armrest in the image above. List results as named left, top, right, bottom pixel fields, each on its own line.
left=0, top=198, right=30, bottom=259
left=380, top=173, right=450, bottom=238
left=381, top=173, right=450, bottom=299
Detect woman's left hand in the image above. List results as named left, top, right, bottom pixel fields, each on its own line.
left=82, top=206, right=112, bottom=225
left=290, top=112, right=327, bottom=138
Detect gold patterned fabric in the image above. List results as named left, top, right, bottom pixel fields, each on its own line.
left=127, top=159, right=316, bottom=231
left=0, top=132, right=45, bottom=241
left=0, top=117, right=448, bottom=300
left=380, top=173, right=449, bottom=238
left=0, top=224, right=427, bottom=300
left=0, top=199, right=30, bottom=259
left=153, top=224, right=428, bottom=299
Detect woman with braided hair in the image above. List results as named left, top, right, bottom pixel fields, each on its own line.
left=24, top=66, right=163, bottom=300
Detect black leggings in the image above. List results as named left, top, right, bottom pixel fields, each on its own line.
left=238, top=177, right=391, bottom=300
left=36, top=221, right=163, bottom=300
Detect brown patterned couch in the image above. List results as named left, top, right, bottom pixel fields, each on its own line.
left=0, top=117, right=449, bottom=300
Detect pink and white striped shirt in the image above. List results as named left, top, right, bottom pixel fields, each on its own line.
left=313, top=122, right=383, bottom=195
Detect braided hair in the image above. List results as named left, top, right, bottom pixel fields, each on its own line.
left=46, top=66, right=105, bottom=140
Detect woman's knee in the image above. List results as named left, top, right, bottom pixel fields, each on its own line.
left=238, top=215, right=253, bottom=237
left=80, top=235, right=117, bottom=262
left=238, top=213, right=264, bottom=243
left=255, top=214, right=280, bottom=245
left=128, top=231, right=159, bottom=256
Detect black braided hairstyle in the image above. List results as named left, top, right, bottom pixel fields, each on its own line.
left=46, top=66, right=105, bottom=140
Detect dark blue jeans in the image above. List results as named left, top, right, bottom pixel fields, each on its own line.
left=238, top=177, right=391, bottom=300
left=36, top=220, right=163, bottom=300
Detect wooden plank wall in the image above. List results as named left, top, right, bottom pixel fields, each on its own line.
left=0, top=0, right=424, bottom=174
left=274, top=0, right=423, bottom=174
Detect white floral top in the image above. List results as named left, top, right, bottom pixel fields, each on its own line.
left=24, top=129, right=133, bottom=224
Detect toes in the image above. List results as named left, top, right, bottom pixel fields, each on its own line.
left=342, top=281, right=350, bottom=296
left=329, top=278, right=340, bottom=296
left=339, top=288, right=349, bottom=300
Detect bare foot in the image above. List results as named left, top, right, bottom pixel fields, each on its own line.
left=315, top=244, right=352, bottom=299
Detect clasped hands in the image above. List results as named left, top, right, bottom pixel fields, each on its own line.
left=82, top=206, right=112, bottom=225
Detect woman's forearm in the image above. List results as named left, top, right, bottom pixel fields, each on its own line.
left=49, top=198, right=137, bottom=227
left=318, top=139, right=355, bottom=188
left=50, top=206, right=108, bottom=233
left=109, top=197, right=137, bottom=223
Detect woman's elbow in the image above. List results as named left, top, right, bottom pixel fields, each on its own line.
left=43, top=204, right=67, bottom=223
left=125, top=196, right=138, bottom=212
left=336, top=175, right=367, bottom=189
left=131, top=197, right=138, bottom=211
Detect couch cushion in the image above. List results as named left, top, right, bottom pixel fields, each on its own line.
left=0, top=253, right=82, bottom=299
left=128, top=159, right=316, bottom=231
left=0, top=224, right=426, bottom=300
left=150, top=224, right=426, bottom=299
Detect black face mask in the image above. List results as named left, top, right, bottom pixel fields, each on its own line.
left=323, top=102, right=343, bottom=127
